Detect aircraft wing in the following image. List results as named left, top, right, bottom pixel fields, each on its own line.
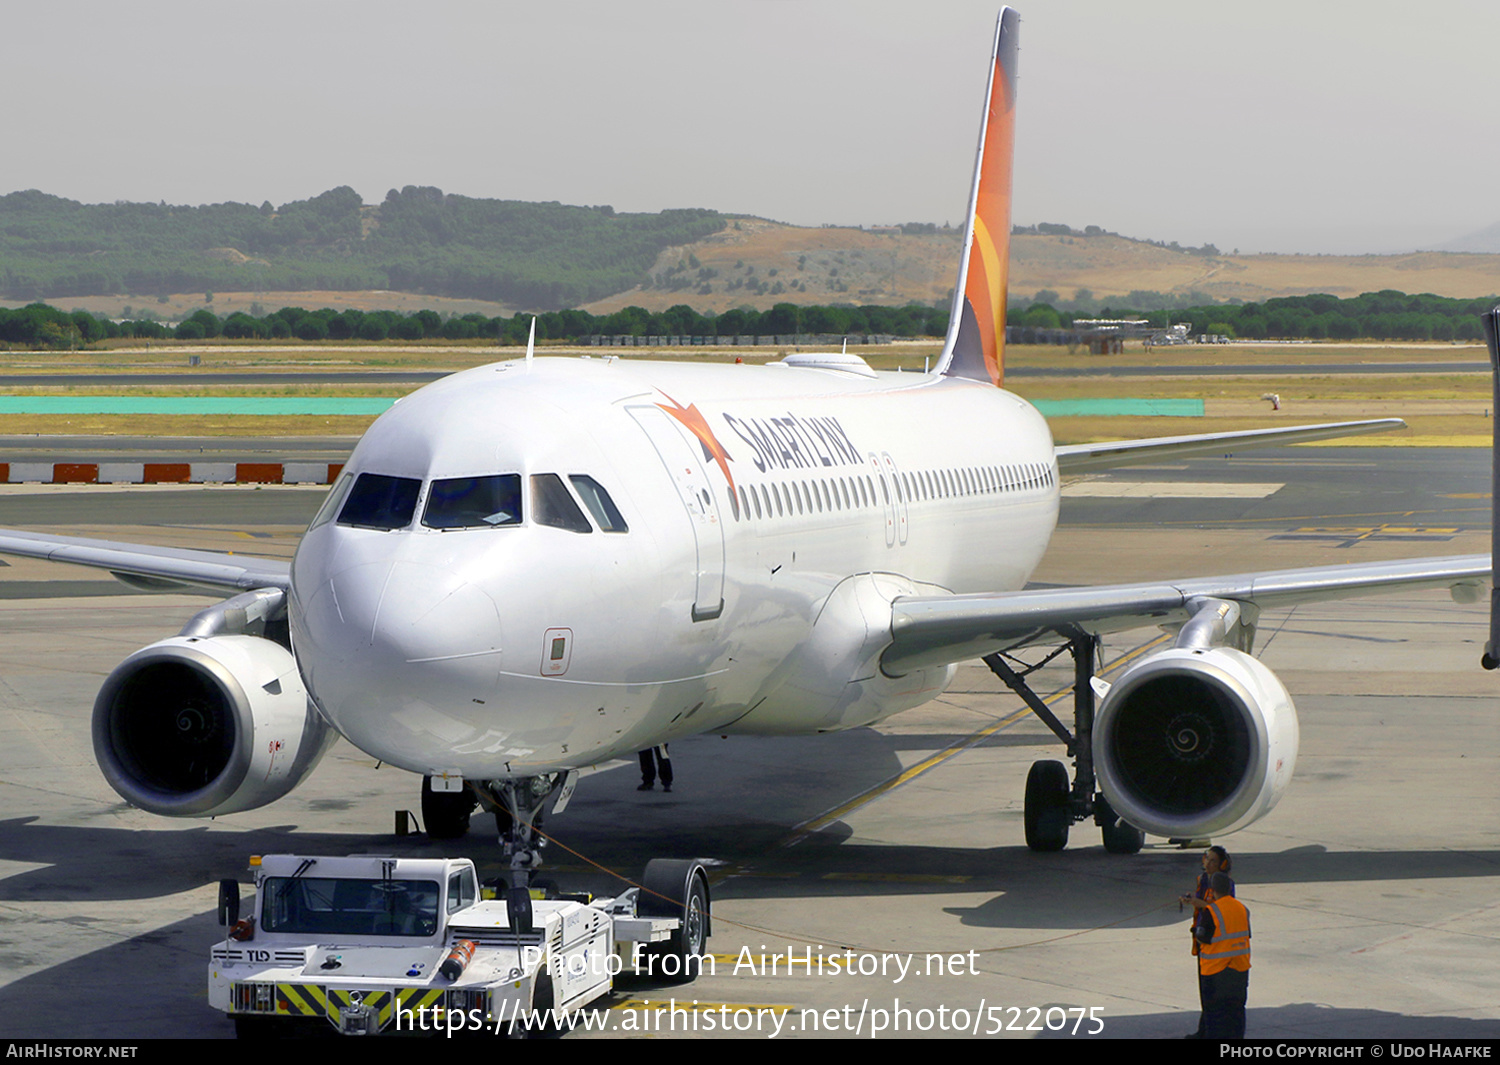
left=0, top=528, right=290, bottom=595
left=1055, top=418, right=1405, bottom=473
left=881, top=554, right=1490, bottom=674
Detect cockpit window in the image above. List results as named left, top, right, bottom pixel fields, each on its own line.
left=423, top=474, right=522, bottom=529
left=531, top=474, right=592, bottom=533
left=338, top=473, right=421, bottom=531
left=310, top=471, right=354, bottom=530
left=569, top=475, right=629, bottom=532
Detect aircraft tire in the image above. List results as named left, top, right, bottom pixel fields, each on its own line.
left=1096, top=794, right=1145, bottom=854
left=1024, top=760, right=1070, bottom=852
left=421, top=776, right=473, bottom=839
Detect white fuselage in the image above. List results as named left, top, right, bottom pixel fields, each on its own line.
left=287, top=356, right=1060, bottom=781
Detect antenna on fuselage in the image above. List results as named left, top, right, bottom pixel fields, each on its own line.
left=526, top=316, right=536, bottom=366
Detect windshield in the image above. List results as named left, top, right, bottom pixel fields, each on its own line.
left=261, top=876, right=440, bottom=937
left=423, top=474, right=523, bottom=529
left=338, top=473, right=421, bottom=531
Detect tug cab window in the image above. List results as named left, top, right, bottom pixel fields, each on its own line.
left=423, top=474, right=522, bottom=529
left=446, top=869, right=477, bottom=914
left=569, top=475, right=629, bottom=532
left=262, top=876, right=440, bottom=938
left=338, top=473, right=421, bottom=531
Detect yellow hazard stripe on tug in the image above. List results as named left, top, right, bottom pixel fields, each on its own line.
left=396, top=987, right=447, bottom=1017
left=276, top=982, right=327, bottom=1016
left=327, top=988, right=394, bottom=1025
left=276, top=984, right=409, bottom=1025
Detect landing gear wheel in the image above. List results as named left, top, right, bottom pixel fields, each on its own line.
left=1024, top=759, right=1071, bottom=852
left=638, top=859, right=710, bottom=984
left=421, top=776, right=474, bottom=839
left=1096, top=794, right=1145, bottom=854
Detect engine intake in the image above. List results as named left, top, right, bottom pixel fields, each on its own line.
left=93, top=635, right=333, bottom=817
left=1093, top=646, right=1298, bottom=839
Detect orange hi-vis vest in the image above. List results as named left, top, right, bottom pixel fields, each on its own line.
left=1190, top=881, right=1225, bottom=957
left=1199, top=896, right=1251, bottom=975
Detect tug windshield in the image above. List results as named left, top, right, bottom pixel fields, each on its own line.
left=261, top=877, right=441, bottom=937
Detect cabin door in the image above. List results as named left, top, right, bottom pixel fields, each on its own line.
left=628, top=405, right=726, bottom=622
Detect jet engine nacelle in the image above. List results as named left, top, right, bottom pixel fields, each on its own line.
left=1093, top=646, right=1298, bottom=839
left=92, top=634, right=334, bottom=817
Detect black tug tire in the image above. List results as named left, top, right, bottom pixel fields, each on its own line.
left=1024, top=759, right=1071, bottom=852
left=233, top=1015, right=276, bottom=1040
left=421, top=775, right=474, bottom=839
left=515, top=975, right=558, bottom=1039
left=638, top=859, right=711, bottom=984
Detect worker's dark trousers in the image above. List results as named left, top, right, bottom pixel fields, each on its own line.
left=1201, top=968, right=1248, bottom=1039
left=639, top=747, right=672, bottom=787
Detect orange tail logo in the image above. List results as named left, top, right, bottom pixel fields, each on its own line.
left=941, top=7, right=1018, bottom=388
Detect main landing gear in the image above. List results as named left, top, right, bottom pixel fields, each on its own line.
left=984, top=632, right=1145, bottom=855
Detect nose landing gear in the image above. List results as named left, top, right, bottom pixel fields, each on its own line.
left=419, top=771, right=579, bottom=886
left=478, top=772, right=578, bottom=888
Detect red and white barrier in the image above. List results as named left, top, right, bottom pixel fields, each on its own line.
left=0, top=462, right=345, bottom=485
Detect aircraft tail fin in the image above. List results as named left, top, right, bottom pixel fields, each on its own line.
left=936, top=7, right=1019, bottom=388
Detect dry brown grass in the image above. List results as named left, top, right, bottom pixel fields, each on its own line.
left=0, top=414, right=379, bottom=436
left=0, top=340, right=1490, bottom=446
left=1002, top=341, right=1486, bottom=370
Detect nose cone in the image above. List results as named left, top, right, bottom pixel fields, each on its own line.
left=293, top=553, right=505, bottom=766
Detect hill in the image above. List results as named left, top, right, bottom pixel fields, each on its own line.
left=9, top=185, right=1500, bottom=319
left=0, top=187, right=723, bottom=310
left=584, top=218, right=963, bottom=315
left=587, top=224, right=1500, bottom=314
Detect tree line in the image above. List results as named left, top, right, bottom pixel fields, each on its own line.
left=1013, top=290, right=1500, bottom=342
left=4, top=290, right=1498, bottom=349
left=0, top=301, right=951, bottom=348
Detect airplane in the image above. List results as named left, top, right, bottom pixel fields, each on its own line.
left=0, top=8, right=1490, bottom=885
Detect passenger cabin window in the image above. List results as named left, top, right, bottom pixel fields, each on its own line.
left=338, top=472, right=421, bottom=531
left=569, top=475, right=629, bottom=532
left=423, top=474, right=522, bottom=529
left=531, top=474, right=592, bottom=533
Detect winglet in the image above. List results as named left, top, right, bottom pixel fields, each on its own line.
left=936, top=7, right=1019, bottom=387
left=526, top=316, right=536, bottom=365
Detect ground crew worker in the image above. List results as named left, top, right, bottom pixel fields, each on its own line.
left=1194, top=871, right=1250, bottom=1039
left=637, top=744, right=672, bottom=792
left=1181, top=846, right=1234, bottom=1039
left=1181, top=845, right=1233, bottom=913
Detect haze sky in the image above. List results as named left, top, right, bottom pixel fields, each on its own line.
left=7, top=0, right=1496, bottom=255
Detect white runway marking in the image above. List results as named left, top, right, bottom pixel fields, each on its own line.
left=1061, top=481, right=1284, bottom=498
